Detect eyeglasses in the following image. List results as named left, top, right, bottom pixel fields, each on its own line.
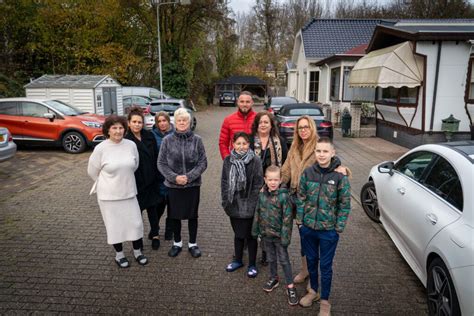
left=297, top=125, right=310, bottom=131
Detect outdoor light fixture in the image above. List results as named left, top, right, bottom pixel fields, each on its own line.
left=441, top=114, right=460, bottom=142
left=153, top=0, right=191, bottom=95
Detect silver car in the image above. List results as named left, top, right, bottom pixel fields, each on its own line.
left=148, top=99, right=197, bottom=131
left=0, top=127, right=17, bottom=162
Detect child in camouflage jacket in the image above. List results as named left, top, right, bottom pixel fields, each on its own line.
left=252, top=165, right=299, bottom=306
left=296, top=137, right=351, bottom=314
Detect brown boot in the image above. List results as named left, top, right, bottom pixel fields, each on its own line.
left=299, top=288, right=320, bottom=307
left=293, top=256, right=309, bottom=283
left=318, top=300, right=331, bottom=316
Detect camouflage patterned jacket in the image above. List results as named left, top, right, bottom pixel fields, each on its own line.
left=252, top=187, right=293, bottom=246
left=296, top=159, right=351, bottom=233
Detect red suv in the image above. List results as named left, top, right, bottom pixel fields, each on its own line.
left=0, top=98, right=105, bottom=153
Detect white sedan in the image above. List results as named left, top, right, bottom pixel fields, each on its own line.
left=360, top=141, right=473, bottom=316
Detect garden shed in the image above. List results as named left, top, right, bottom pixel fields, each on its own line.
left=25, top=75, right=123, bottom=115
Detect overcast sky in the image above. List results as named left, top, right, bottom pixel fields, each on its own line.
left=228, top=0, right=396, bottom=14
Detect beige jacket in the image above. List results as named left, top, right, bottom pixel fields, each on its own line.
left=281, top=146, right=317, bottom=194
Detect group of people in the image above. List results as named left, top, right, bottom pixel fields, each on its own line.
left=219, top=91, right=351, bottom=313
left=87, top=106, right=207, bottom=269
left=87, top=91, right=351, bottom=314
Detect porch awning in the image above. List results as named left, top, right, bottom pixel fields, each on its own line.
left=348, top=41, right=424, bottom=88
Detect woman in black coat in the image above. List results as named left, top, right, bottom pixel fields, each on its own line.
left=125, top=107, right=163, bottom=250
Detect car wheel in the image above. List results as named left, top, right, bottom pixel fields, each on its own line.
left=62, top=131, right=87, bottom=154
left=360, top=181, right=380, bottom=223
left=427, top=258, right=461, bottom=316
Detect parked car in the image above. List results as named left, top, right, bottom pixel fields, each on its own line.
left=0, top=98, right=105, bottom=154
left=276, top=103, right=333, bottom=144
left=122, top=86, right=171, bottom=100
left=265, top=96, right=298, bottom=114
left=0, top=127, right=16, bottom=162
left=219, top=92, right=237, bottom=107
left=360, top=141, right=474, bottom=316
left=122, top=95, right=155, bottom=129
left=148, top=99, right=197, bottom=131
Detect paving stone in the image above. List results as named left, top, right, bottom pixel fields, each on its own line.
left=0, top=106, right=427, bottom=314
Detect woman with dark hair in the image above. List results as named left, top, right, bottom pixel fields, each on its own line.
left=221, top=132, right=263, bottom=278
left=87, top=115, right=147, bottom=268
left=250, top=111, right=288, bottom=266
left=158, top=108, right=207, bottom=258
left=251, top=111, right=288, bottom=173
left=125, top=107, right=163, bottom=250
left=151, top=111, right=175, bottom=240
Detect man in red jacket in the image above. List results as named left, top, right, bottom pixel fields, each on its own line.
left=219, top=91, right=257, bottom=159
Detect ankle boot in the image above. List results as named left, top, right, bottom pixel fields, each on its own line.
left=299, top=288, right=320, bottom=307
left=318, top=300, right=331, bottom=316
left=294, top=256, right=309, bottom=283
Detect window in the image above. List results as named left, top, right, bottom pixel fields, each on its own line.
left=330, top=68, right=340, bottom=100
left=21, top=102, right=50, bottom=117
left=132, top=96, right=149, bottom=107
left=376, top=86, right=418, bottom=105
left=287, top=108, right=323, bottom=116
left=342, top=66, right=375, bottom=101
left=394, top=151, right=434, bottom=181
left=422, top=157, right=463, bottom=211
left=0, top=102, right=19, bottom=115
left=309, top=71, right=319, bottom=102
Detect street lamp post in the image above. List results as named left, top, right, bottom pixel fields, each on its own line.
left=153, top=0, right=191, bottom=96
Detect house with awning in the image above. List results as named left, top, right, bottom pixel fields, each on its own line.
left=286, top=19, right=395, bottom=109
left=349, top=19, right=474, bottom=147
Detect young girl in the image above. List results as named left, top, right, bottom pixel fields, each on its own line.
left=221, top=132, right=263, bottom=278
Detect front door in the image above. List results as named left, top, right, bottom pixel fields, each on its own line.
left=103, top=87, right=117, bottom=115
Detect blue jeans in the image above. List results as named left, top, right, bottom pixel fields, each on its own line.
left=300, top=226, right=339, bottom=300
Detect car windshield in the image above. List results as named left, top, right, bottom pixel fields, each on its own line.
left=150, top=103, right=180, bottom=113
left=271, top=98, right=296, bottom=105
left=44, top=100, right=87, bottom=116
left=283, top=107, right=323, bottom=116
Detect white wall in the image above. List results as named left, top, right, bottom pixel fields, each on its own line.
left=417, top=41, right=471, bottom=132
left=25, top=88, right=95, bottom=113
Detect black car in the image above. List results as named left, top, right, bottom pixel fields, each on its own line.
left=276, top=103, right=333, bottom=144
left=265, top=96, right=298, bottom=114
left=219, top=92, right=237, bottom=107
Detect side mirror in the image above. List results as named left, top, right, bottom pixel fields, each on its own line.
left=378, top=161, right=394, bottom=176
left=44, top=112, right=55, bottom=121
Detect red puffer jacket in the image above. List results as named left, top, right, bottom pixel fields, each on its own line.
left=218, top=110, right=257, bottom=159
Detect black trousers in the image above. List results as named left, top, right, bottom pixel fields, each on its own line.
left=156, top=198, right=172, bottom=236
left=113, top=238, right=143, bottom=252
left=170, top=218, right=198, bottom=244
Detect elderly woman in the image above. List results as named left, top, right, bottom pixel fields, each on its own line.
left=125, top=107, right=162, bottom=250
left=251, top=111, right=288, bottom=173
left=281, top=115, right=347, bottom=306
left=151, top=111, right=175, bottom=241
left=88, top=115, right=147, bottom=268
left=158, top=108, right=208, bottom=258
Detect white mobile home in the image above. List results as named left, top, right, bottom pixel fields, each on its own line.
left=349, top=20, right=474, bottom=147
left=25, top=75, right=123, bottom=115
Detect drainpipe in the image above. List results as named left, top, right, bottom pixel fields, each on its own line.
left=325, top=63, right=330, bottom=103
left=429, top=41, right=442, bottom=134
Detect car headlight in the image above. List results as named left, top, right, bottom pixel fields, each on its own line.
left=81, top=121, right=102, bottom=128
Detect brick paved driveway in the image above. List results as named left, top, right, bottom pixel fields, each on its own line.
left=0, top=106, right=427, bottom=314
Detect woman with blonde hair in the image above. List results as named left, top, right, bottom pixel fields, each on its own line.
left=281, top=115, right=347, bottom=306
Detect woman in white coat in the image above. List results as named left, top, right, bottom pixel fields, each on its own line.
left=88, top=115, right=148, bottom=268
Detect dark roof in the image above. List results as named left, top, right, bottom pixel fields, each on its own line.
left=301, top=19, right=396, bottom=59
left=215, top=76, right=267, bottom=85
left=368, top=20, right=474, bottom=51
left=25, top=75, right=111, bottom=89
